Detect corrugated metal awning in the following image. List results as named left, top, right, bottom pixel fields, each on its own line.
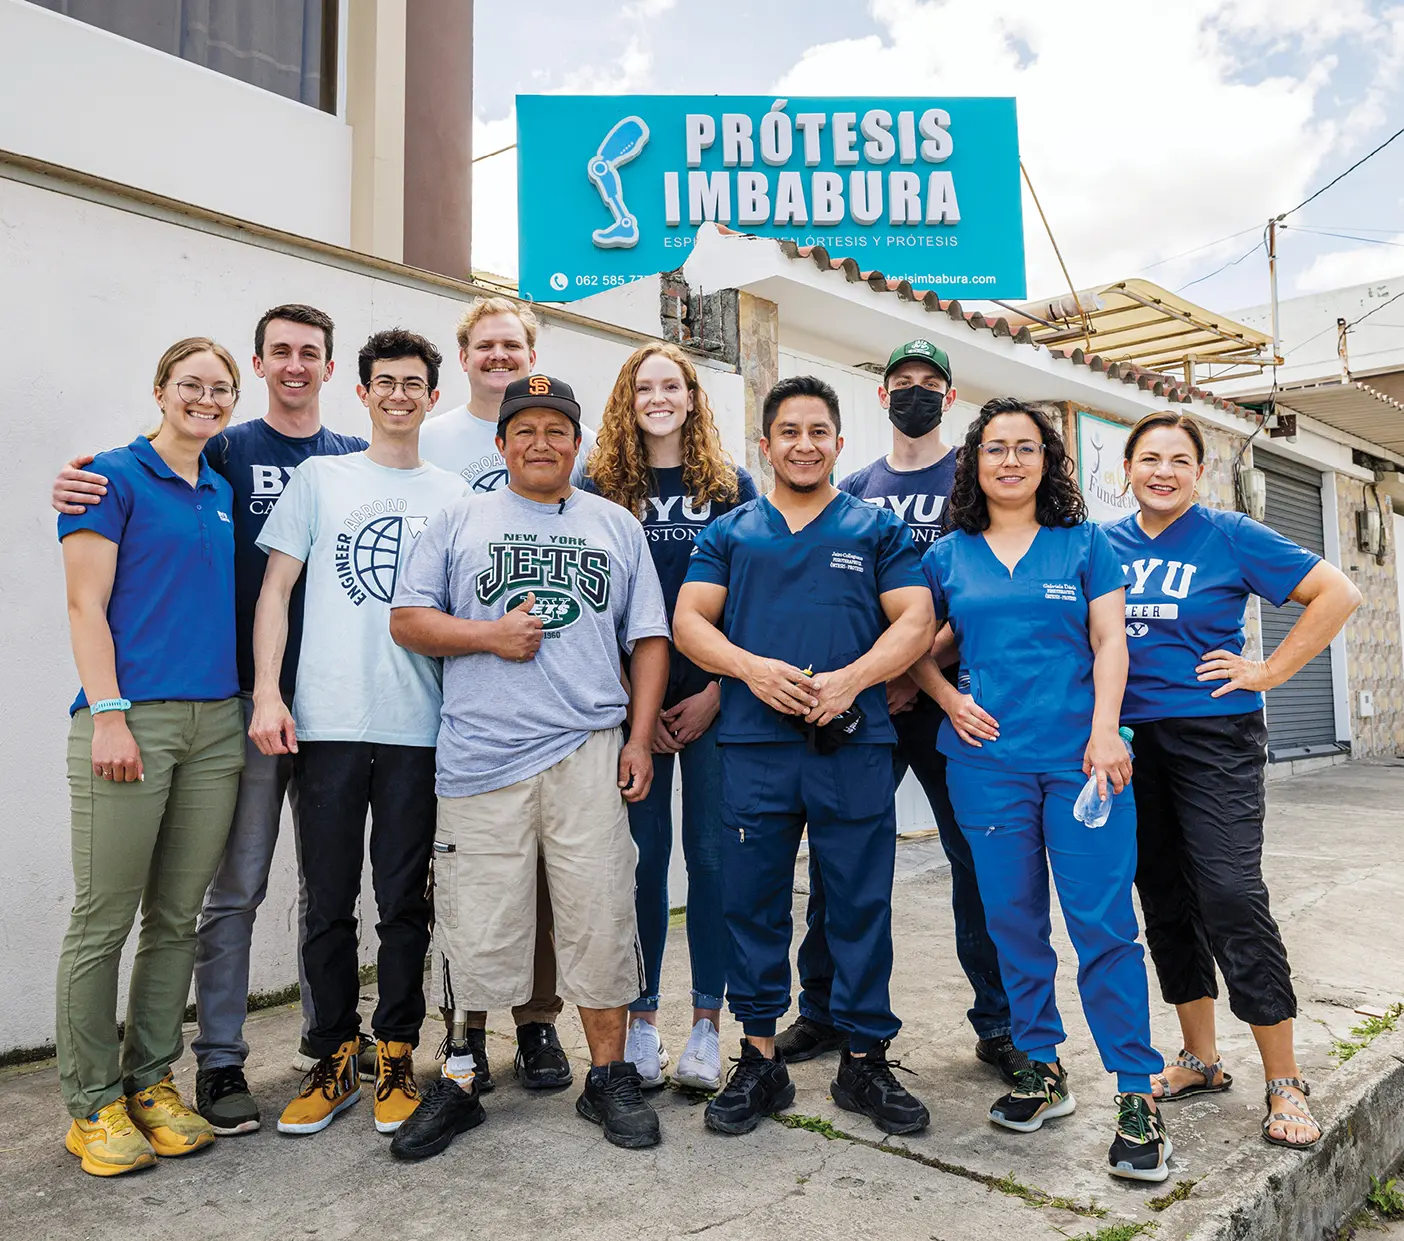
left=1272, top=373, right=1404, bottom=454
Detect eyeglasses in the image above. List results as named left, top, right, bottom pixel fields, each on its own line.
left=979, top=441, right=1045, bottom=463
left=169, top=378, right=238, bottom=408
left=370, top=377, right=429, bottom=398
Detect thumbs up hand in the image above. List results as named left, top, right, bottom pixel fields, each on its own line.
left=492, top=591, right=545, bottom=662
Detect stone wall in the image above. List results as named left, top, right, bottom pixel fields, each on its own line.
left=1334, top=475, right=1404, bottom=757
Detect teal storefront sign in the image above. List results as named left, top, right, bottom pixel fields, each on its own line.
left=516, top=94, right=1025, bottom=304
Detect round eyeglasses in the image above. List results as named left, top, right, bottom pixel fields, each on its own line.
left=978, top=442, right=1045, bottom=464
left=170, top=378, right=238, bottom=408
left=370, top=377, right=429, bottom=398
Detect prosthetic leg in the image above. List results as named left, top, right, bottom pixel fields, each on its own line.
left=588, top=115, right=650, bottom=248
left=443, top=1009, right=476, bottom=1087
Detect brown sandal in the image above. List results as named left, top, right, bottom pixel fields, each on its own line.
left=1151, top=1049, right=1233, bottom=1100
left=1261, top=1077, right=1322, bottom=1149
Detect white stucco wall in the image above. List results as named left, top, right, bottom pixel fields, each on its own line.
left=0, top=170, right=742, bottom=1051
left=0, top=0, right=353, bottom=246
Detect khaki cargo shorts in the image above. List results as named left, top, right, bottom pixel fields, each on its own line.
left=431, top=727, right=644, bottom=1012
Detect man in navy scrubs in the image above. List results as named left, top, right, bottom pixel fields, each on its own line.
left=776, top=341, right=1023, bottom=1086
left=674, top=375, right=935, bottom=1137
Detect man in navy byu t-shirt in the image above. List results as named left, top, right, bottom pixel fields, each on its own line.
left=776, top=340, right=1022, bottom=1085
left=52, top=306, right=365, bottom=1132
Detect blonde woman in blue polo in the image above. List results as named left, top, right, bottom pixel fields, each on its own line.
left=56, top=338, right=245, bottom=1177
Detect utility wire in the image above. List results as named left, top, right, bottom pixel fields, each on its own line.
left=1138, top=226, right=1261, bottom=273
left=1279, top=125, right=1404, bottom=220
left=1175, top=236, right=1266, bottom=292
left=1287, top=227, right=1404, bottom=248
left=1348, top=289, right=1404, bottom=330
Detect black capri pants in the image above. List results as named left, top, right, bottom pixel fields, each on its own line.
left=1131, top=710, right=1296, bottom=1028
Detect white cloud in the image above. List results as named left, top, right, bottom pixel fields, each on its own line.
left=772, top=0, right=1395, bottom=300
left=1293, top=235, right=1404, bottom=293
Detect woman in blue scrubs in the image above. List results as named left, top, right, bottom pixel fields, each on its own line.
left=1106, top=411, right=1360, bottom=1149
left=586, top=342, right=757, bottom=1092
left=912, top=397, right=1170, bottom=1183
left=56, top=338, right=244, bottom=1176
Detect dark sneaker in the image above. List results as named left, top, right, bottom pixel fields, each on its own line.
left=195, top=1065, right=260, bottom=1136
left=989, top=1060, right=1076, bottom=1133
left=389, top=1076, right=486, bottom=1161
left=831, top=1042, right=930, bottom=1135
left=576, top=1062, right=661, bottom=1149
left=704, top=1040, right=796, bottom=1135
left=1109, top=1093, right=1172, bottom=1182
left=774, top=1015, right=848, bottom=1063
left=465, top=1028, right=494, bottom=1093
left=515, top=1022, right=573, bottom=1090
left=975, top=1035, right=1031, bottom=1087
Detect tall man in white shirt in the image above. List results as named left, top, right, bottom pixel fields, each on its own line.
left=250, top=329, right=467, bottom=1141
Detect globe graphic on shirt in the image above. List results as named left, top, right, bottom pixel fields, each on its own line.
left=352, top=516, right=405, bottom=603
left=472, top=466, right=508, bottom=493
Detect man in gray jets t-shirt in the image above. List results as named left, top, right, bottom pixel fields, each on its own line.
left=389, top=375, right=670, bottom=1158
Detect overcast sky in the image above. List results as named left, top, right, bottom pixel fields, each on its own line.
left=472, top=0, right=1404, bottom=318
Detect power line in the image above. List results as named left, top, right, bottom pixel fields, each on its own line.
left=1287, top=227, right=1404, bottom=248
left=1349, top=289, right=1404, bottom=330
left=1279, top=125, right=1404, bottom=220
left=1174, top=236, right=1266, bottom=293
left=1138, top=226, right=1261, bottom=273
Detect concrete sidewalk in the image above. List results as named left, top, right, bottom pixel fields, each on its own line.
left=3, top=763, right=1402, bottom=1241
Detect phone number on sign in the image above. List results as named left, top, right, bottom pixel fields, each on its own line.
left=547, top=273, right=652, bottom=291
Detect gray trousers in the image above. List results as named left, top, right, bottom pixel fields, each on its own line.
left=191, top=695, right=312, bottom=1069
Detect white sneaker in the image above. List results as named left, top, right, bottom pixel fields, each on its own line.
left=673, top=1018, right=722, bottom=1091
left=625, top=1017, right=666, bottom=1088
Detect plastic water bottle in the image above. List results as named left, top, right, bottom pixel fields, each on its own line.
left=1073, top=726, right=1135, bottom=828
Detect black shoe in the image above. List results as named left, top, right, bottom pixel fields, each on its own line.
left=831, top=1042, right=930, bottom=1135
left=975, top=1035, right=1031, bottom=1087
left=989, top=1059, right=1076, bottom=1132
left=195, top=1065, right=260, bottom=1135
left=773, top=1015, right=848, bottom=1063
left=356, top=1032, right=376, bottom=1082
left=515, top=1022, right=573, bottom=1089
left=465, top=1027, right=494, bottom=1093
left=389, top=1076, right=486, bottom=1161
left=1109, top=1093, right=1172, bottom=1182
left=575, top=1062, right=660, bottom=1149
left=704, top=1040, right=796, bottom=1135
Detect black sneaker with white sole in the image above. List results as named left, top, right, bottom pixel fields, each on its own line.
left=576, top=1062, right=660, bottom=1148
left=195, top=1065, right=260, bottom=1135
left=1108, top=1092, right=1172, bottom=1182
left=773, top=1015, right=848, bottom=1063
left=831, top=1042, right=930, bottom=1135
left=389, top=1076, right=486, bottom=1161
left=989, top=1060, right=1076, bottom=1132
left=704, top=1041, right=796, bottom=1135
left=515, top=1023, right=573, bottom=1089
left=975, top=1035, right=1030, bottom=1087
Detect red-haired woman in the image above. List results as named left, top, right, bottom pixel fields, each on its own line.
left=587, top=343, right=757, bottom=1093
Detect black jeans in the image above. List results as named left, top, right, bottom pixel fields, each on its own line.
left=1131, top=710, right=1296, bottom=1027
left=796, top=696, right=1012, bottom=1040
left=294, top=741, right=436, bottom=1057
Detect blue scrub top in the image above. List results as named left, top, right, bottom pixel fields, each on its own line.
left=684, top=490, right=925, bottom=744
left=921, top=521, right=1127, bottom=772
left=57, top=436, right=238, bottom=714
left=1103, top=503, right=1320, bottom=724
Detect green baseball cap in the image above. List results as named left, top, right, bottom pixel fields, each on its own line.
left=884, top=339, right=952, bottom=386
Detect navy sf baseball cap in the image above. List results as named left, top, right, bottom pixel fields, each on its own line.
left=497, top=374, right=583, bottom=435
left=884, top=339, right=952, bottom=386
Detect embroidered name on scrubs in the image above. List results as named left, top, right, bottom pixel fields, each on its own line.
left=1043, top=581, right=1077, bottom=602
left=475, top=536, right=612, bottom=633
left=830, top=551, right=866, bottom=573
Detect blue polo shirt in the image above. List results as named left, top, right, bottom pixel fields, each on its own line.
left=1104, top=504, right=1319, bottom=724
left=683, top=490, right=924, bottom=744
left=921, top=521, right=1127, bottom=772
left=57, top=436, right=238, bottom=714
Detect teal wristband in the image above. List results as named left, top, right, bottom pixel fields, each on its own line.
left=90, top=698, right=132, bottom=716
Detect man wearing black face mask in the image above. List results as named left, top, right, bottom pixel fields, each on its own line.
left=776, top=341, right=1026, bottom=1089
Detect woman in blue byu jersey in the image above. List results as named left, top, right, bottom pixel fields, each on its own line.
left=912, top=397, right=1170, bottom=1183
left=586, top=343, right=757, bottom=1092
left=55, top=339, right=246, bottom=1176
left=1105, top=411, right=1360, bottom=1150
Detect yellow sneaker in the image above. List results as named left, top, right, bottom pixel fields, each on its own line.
left=278, top=1038, right=360, bottom=1135
left=128, top=1076, right=216, bottom=1157
left=373, top=1040, right=421, bottom=1134
left=65, top=1100, right=158, bottom=1177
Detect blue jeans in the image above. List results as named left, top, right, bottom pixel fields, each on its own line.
left=796, top=698, right=1011, bottom=1040
left=946, top=759, right=1162, bottom=1095
left=628, top=721, right=727, bottom=1012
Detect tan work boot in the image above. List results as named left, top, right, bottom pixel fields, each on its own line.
left=373, top=1040, right=421, bottom=1134
left=278, top=1038, right=360, bottom=1135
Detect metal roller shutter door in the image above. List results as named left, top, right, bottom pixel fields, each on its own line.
left=1257, top=453, right=1340, bottom=759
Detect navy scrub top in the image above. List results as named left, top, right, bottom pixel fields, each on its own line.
left=1103, top=503, right=1320, bottom=724
left=57, top=435, right=238, bottom=714
left=921, top=521, right=1127, bottom=772
left=684, top=490, right=925, bottom=744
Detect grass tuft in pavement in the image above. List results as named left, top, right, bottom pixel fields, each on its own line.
left=1147, top=1179, right=1198, bottom=1211
left=1332, top=1002, right=1403, bottom=1063
left=1071, top=1223, right=1156, bottom=1241
left=1367, top=1174, right=1404, bottom=1219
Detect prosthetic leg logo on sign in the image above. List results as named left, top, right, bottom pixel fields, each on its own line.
left=589, top=116, right=650, bottom=249
left=475, top=535, right=612, bottom=634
